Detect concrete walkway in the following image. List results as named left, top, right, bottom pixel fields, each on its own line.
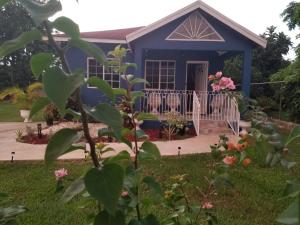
left=0, top=122, right=238, bottom=161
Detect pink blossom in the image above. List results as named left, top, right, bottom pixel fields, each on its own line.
left=215, top=71, right=222, bottom=78
left=202, top=201, right=213, bottom=209
left=54, top=168, right=68, bottom=180
left=223, top=156, right=237, bottom=165
left=121, top=191, right=129, bottom=197
left=227, top=80, right=236, bottom=90
left=211, top=84, right=221, bottom=92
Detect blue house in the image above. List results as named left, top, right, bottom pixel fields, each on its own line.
left=57, top=1, right=266, bottom=135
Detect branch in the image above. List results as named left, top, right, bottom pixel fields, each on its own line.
left=43, top=21, right=99, bottom=168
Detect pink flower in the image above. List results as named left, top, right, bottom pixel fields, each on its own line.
left=202, top=201, right=213, bottom=209
left=54, top=168, right=68, bottom=180
left=223, top=156, right=237, bottom=165
left=121, top=191, right=129, bottom=197
left=211, top=84, right=221, bottom=92
left=215, top=71, right=222, bottom=78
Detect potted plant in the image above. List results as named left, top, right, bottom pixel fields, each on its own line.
left=0, top=82, right=43, bottom=122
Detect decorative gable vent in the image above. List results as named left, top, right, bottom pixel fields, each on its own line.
left=166, top=11, right=224, bottom=41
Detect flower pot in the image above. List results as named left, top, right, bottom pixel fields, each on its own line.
left=20, top=109, right=31, bottom=123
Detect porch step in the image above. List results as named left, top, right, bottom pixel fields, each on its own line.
left=198, top=120, right=233, bottom=135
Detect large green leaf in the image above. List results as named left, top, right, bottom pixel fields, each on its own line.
left=143, top=176, right=162, bottom=195
left=94, top=210, right=125, bottom=225
left=43, top=67, right=84, bottom=113
left=139, top=141, right=161, bottom=161
left=62, top=178, right=85, bottom=203
left=52, top=16, right=80, bottom=39
left=84, top=164, right=124, bottom=214
left=30, top=53, right=54, bottom=78
left=84, top=103, right=122, bottom=135
left=277, top=199, right=300, bottom=224
left=113, top=88, right=127, bottom=96
left=286, top=126, right=300, bottom=146
left=45, top=128, right=82, bottom=164
left=87, top=77, right=114, bottom=101
left=104, top=150, right=131, bottom=166
left=0, top=29, right=42, bottom=58
left=0, top=0, right=10, bottom=7
left=69, top=39, right=106, bottom=64
left=29, top=97, right=50, bottom=119
left=129, top=78, right=149, bottom=86
left=19, top=0, right=62, bottom=25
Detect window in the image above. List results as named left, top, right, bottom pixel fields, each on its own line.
left=145, top=60, right=175, bottom=89
left=87, top=58, right=120, bottom=88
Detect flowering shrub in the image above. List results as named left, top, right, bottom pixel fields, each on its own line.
left=209, top=71, right=236, bottom=92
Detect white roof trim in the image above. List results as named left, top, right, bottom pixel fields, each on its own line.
left=43, top=36, right=127, bottom=44
left=126, top=0, right=267, bottom=48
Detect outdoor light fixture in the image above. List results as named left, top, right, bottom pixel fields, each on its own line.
left=178, top=147, right=181, bottom=156
left=37, top=123, right=42, bottom=139
left=11, top=152, right=15, bottom=162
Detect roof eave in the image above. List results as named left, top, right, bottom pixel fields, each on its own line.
left=44, top=36, right=127, bottom=44
left=126, top=0, right=267, bottom=48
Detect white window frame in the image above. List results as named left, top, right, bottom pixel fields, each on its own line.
left=86, top=57, right=120, bottom=89
left=144, top=60, right=176, bottom=90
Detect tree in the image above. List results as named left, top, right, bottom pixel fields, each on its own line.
left=282, top=1, right=300, bottom=30
left=0, top=1, right=50, bottom=90
left=224, top=26, right=292, bottom=98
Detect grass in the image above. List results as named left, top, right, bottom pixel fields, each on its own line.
left=1, top=136, right=300, bottom=225
left=0, top=101, right=43, bottom=122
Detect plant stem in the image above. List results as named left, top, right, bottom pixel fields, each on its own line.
left=43, top=21, right=99, bottom=168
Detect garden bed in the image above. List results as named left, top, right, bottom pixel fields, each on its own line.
left=16, top=121, right=197, bottom=145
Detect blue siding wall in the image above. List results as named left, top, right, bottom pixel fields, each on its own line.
left=65, top=43, right=133, bottom=106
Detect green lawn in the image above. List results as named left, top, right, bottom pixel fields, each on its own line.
left=0, top=101, right=43, bottom=122
left=1, top=142, right=299, bottom=225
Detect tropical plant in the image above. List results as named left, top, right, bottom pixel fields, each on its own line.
left=0, top=82, right=43, bottom=110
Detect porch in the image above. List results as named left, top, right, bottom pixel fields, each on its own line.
left=139, top=90, right=240, bottom=135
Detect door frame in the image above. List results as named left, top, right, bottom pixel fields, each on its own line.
left=185, top=61, right=209, bottom=91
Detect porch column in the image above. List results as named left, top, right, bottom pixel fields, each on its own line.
left=241, top=49, right=252, bottom=96
left=133, top=48, right=144, bottom=112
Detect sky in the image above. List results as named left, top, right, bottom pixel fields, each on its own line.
left=55, top=0, right=299, bottom=59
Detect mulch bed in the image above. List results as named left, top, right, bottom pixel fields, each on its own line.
left=18, top=128, right=197, bottom=145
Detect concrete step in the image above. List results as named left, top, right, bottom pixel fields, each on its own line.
left=198, top=120, right=233, bottom=135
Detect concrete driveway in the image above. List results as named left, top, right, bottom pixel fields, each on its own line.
left=0, top=122, right=238, bottom=161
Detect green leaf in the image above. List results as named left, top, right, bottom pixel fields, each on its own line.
left=19, top=0, right=62, bottom=25
left=141, top=214, right=160, bottom=225
left=52, top=16, right=80, bottom=39
left=135, top=130, right=148, bottom=139
left=30, top=53, right=54, bottom=78
left=87, top=77, right=114, bottom=101
left=66, top=108, right=81, bottom=120
left=136, top=112, right=158, bottom=121
left=94, top=210, right=125, bottom=225
left=62, top=178, right=85, bottom=203
left=84, top=103, right=122, bottom=135
left=0, top=29, right=42, bottom=58
left=43, top=67, right=84, bottom=113
left=104, top=150, right=131, bottom=166
left=283, top=179, right=300, bottom=198
left=129, top=78, right=149, bottom=86
left=139, top=141, right=161, bottom=161
left=29, top=97, right=50, bottom=119
left=286, top=126, right=300, bottom=146
left=270, top=152, right=281, bottom=167
left=276, top=199, right=300, bottom=224
left=84, top=164, right=124, bottom=214
left=143, top=176, right=162, bottom=195
left=45, top=128, right=82, bottom=164
left=113, top=88, right=127, bottom=96
left=280, top=159, right=297, bottom=170
left=0, top=0, right=10, bottom=7
left=69, top=39, right=106, bottom=64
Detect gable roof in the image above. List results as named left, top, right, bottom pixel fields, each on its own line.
left=126, top=0, right=267, bottom=48
left=53, top=27, right=143, bottom=43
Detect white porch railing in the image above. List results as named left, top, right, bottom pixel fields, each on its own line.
left=192, top=91, right=201, bottom=135
left=139, top=90, right=240, bottom=135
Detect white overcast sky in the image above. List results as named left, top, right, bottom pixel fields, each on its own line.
left=56, top=0, right=299, bottom=59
